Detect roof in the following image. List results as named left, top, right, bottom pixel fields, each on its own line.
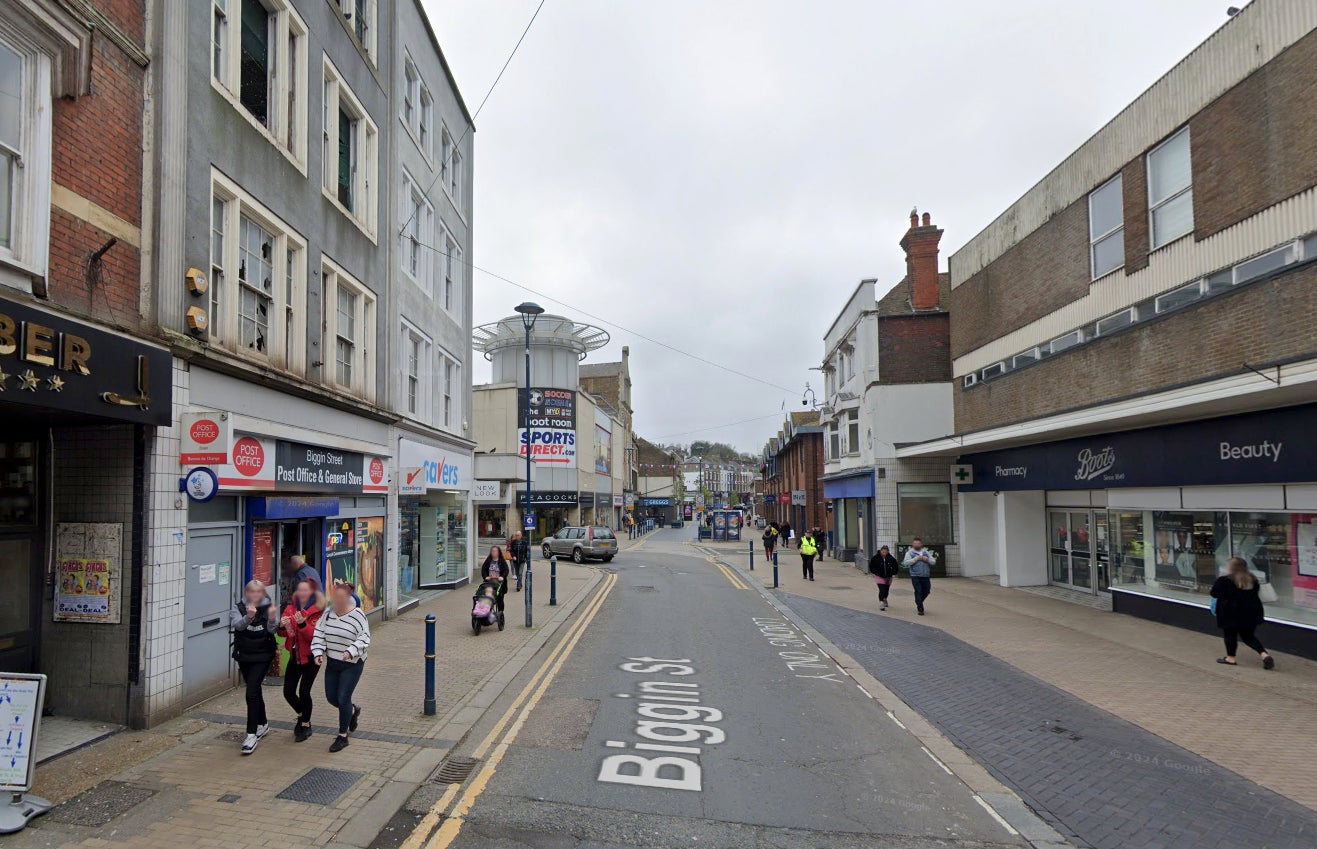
left=876, top=272, right=952, bottom=316
left=789, top=410, right=821, bottom=427
left=579, top=362, right=621, bottom=379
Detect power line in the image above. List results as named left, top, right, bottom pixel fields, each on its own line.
left=399, top=0, right=547, bottom=239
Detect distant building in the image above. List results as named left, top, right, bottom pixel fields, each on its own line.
left=635, top=438, right=682, bottom=524
left=760, top=413, right=826, bottom=535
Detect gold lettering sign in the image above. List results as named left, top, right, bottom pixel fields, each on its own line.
left=0, top=312, right=93, bottom=374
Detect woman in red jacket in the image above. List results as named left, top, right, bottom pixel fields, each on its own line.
left=280, top=577, right=324, bottom=742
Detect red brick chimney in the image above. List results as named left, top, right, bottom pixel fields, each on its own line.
left=900, top=209, right=944, bottom=311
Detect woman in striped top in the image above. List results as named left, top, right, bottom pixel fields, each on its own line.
left=312, top=582, right=371, bottom=752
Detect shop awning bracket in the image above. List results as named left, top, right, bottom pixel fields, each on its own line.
left=1242, top=362, right=1280, bottom=385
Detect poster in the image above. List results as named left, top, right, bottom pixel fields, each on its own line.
left=0, top=674, right=46, bottom=792
left=354, top=517, right=384, bottom=612
left=252, top=524, right=276, bottom=585
left=53, top=523, right=122, bottom=623
left=325, top=518, right=356, bottom=593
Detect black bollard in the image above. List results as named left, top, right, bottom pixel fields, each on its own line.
left=423, top=614, right=436, bottom=716
left=524, top=565, right=533, bottom=627
left=773, top=550, right=779, bottom=589
left=550, top=555, right=558, bottom=606
left=749, top=540, right=755, bottom=571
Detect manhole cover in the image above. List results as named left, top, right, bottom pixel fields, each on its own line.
left=49, top=781, right=154, bottom=826
left=218, top=793, right=241, bottom=803
left=275, top=768, right=362, bottom=805
left=432, top=755, right=479, bottom=784
left=633, top=586, right=656, bottom=592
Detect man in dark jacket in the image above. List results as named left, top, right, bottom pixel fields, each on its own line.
left=507, top=532, right=528, bottom=591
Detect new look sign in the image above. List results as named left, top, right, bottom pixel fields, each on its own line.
left=959, top=403, right=1317, bottom=492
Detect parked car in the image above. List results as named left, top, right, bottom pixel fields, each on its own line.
left=542, top=526, right=617, bottom=563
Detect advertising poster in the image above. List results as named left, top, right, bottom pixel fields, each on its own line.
left=252, top=524, right=276, bottom=585
left=713, top=512, right=728, bottom=541
left=53, top=523, right=122, bottom=623
left=354, top=517, right=384, bottom=612
left=56, top=559, right=111, bottom=618
left=325, top=519, right=356, bottom=592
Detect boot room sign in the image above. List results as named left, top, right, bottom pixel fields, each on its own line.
left=0, top=295, right=172, bottom=426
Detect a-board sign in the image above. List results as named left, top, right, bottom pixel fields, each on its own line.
left=0, top=674, right=46, bottom=792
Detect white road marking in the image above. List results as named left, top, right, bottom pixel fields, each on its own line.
left=920, top=746, right=954, bottom=775
left=887, top=710, right=907, bottom=730
left=972, top=794, right=1021, bottom=836
left=855, top=684, right=873, bottom=698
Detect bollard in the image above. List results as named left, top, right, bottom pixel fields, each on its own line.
left=773, top=551, right=779, bottom=589
left=525, top=565, right=533, bottom=628
left=550, top=555, right=558, bottom=606
left=749, top=540, right=754, bottom=571
left=423, top=614, right=436, bottom=716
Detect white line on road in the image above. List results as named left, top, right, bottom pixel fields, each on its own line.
left=856, top=684, right=873, bottom=698
left=920, top=746, right=954, bottom=776
left=972, top=794, right=1021, bottom=836
left=887, top=710, right=907, bottom=730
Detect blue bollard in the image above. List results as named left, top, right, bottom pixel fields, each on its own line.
left=749, top=540, right=755, bottom=571
left=773, top=551, right=779, bottom=588
left=550, top=556, right=558, bottom=606
left=423, top=614, right=436, bottom=715
left=525, top=565, right=533, bottom=627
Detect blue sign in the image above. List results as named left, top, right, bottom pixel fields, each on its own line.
left=641, top=497, right=672, bottom=507
left=247, top=496, right=341, bottom=520
left=524, top=512, right=536, bottom=530
left=182, top=467, right=218, bottom=502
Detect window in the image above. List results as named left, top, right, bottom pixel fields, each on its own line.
left=322, top=57, right=378, bottom=236
left=442, top=358, right=454, bottom=428
left=1048, top=329, right=1084, bottom=354
left=1089, top=174, right=1124, bottom=278
left=212, top=0, right=307, bottom=165
left=0, top=27, right=53, bottom=287
left=828, top=422, right=840, bottom=460
left=442, top=230, right=461, bottom=314
left=209, top=171, right=306, bottom=373
left=338, top=0, right=375, bottom=60
left=846, top=409, right=860, bottom=455
left=1095, top=308, right=1136, bottom=336
left=1148, top=128, right=1193, bottom=248
left=401, top=323, right=431, bottom=419
left=897, top=483, right=953, bottom=545
left=1155, top=280, right=1204, bottom=314
left=440, top=126, right=464, bottom=208
left=836, top=352, right=847, bottom=385
left=322, top=259, right=375, bottom=399
left=401, top=54, right=433, bottom=157
left=418, top=89, right=432, bottom=156
left=400, top=171, right=433, bottom=292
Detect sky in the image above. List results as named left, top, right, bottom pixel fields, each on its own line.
left=422, top=0, right=1235, bottom=454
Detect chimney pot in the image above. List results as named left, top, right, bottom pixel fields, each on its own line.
left=900, top=210, right=944, bottom=311
left=922, top=212, right=931, bottom=226
left=909, top=209, right=918, bottom=227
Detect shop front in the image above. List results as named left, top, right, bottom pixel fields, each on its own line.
left=398, top=438, right=473, bottom=599
left=641, top=496, right=675, bottom=526
left=823, top=470, right=874, bottom=562
left=472, top=480, right=509, bottom=559
left=0, top=294, right=172, bottom=725
left=959, top=403, right=1317, bottom=659
left=517, top=490, right=578, bottom=544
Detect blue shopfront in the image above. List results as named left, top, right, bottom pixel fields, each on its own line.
left=957, top=403, right=1317, bottom=659
left=823, top=470, right=875, bottom=562
left=641, top=496, right=675, bottom=526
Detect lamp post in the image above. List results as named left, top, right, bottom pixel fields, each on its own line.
left=515, top=301, right=544, bottom=627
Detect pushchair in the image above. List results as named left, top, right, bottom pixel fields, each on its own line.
left=471, top=580, right=505, bottom=634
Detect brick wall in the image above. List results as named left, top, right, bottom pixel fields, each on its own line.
left=878, top=314, right=952, bottom=383
left=955, top=261, right=1317, bottom=432
left=951, top=199, right=1091, bottom=358
left=775, top=431, right=826, bottom=532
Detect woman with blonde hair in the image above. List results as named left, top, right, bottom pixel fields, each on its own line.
left=231, top=579, right=278, bottom=754
left=1210, top=556, right=1275, bottom=669
left=312, top=582, right=371, bottom=752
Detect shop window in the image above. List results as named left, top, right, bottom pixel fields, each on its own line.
left=213, top=0, right=307, bottom=166
left=322, top=56, right=378, bottom=236
left=897, top=483, right=953, bottom=544
left=1148, top=127, right=1193, bottom=249
left=0, top=440, right=37, bottom=526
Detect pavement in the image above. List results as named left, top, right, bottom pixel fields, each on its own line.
left=13, top=558, right=600, bottom=849
left=699, top=535, right=1317, bottom=848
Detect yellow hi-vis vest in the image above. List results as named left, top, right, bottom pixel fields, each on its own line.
left=799, top=536, right=818, bottom=556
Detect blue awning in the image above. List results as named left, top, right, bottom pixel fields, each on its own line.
left=823, top=471, right=874, bottom=500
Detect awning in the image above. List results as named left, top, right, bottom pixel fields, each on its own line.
left=822, top=470, right=874, bottom=499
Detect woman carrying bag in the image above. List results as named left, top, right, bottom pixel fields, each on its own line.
left=869, top=545, right=900, bottom=612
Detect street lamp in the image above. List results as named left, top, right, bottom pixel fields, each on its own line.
left=515, top=301, right=543, bottom=625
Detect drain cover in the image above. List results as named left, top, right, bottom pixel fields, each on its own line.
left=432, top=755, right=479, bottom=784
left=218, top=793, right=241, bottom=804
left=275, top=768, right=362, bottom=805
left=49, top=781, right=154, bottom=826
left=633, top=586, right=657, bottom=592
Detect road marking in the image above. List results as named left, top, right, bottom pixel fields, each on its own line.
left=398, top=782, right=460, bottom=849
left=920, top=746, right=954, bottom=776
left=416, top=572, right=618, bottom=849
left=886, top=710, right=907, bottom=730
left=973, top=794, right=1020, bottom=836
left=712, top=560, right=749, bottom=590
left=856, top=684, right=873, bottom=698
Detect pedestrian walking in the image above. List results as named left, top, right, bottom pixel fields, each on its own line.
left=799, top=531, right=818, bottom=581
left=869, top=545, right=900, bottom=611
left=290, top=554, right=321, bottom=591
left=813, top=527, right=826, bottom=561
left=312, top=582, right=371, bottom=752
left=481, top=546, right=512, bottom=612
left=762, top=525, right=778, bottom=560
left=279, top=577, right=324, bottom=742
left=902, top=538, right=936, bottom=615
left=508, top=532, right=528, bottom=591
left=780, top=522, right=793, bottom=549
left=1211, top=556, right=1276, bottom=669
left=231, top=579, right=277, bottom=754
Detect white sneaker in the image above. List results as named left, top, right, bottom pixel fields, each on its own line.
left=255, top=723, right=270, bottom=739
left=241, top=733, right=259, bottom=755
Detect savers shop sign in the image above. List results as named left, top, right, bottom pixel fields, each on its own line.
left=213, top=436, right=388, bottom=494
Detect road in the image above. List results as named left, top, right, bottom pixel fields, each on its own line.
left=387, top=528, right=1026, bottom=849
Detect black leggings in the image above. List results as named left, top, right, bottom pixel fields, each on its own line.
left=238, top=661, right=268, bottom=733
left=284, top=659, right=320, bottom=723
left=1223, top=626, right=1265, bottom=657
left=878, top=580, right=891, bottom=602
left=801, top=555, right=815, bottom=580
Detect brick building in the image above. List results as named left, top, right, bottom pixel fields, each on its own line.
left=817, top=212, right=958, bottom=570
left=900, top=2, right=1317, bottom=657
left=760, top=412, right=826, bottom=537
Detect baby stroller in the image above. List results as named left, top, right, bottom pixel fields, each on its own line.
left=471, top=580, right=505, bottom=634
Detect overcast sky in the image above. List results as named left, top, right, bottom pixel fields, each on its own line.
left=423, top=0, right=1234, bottom=453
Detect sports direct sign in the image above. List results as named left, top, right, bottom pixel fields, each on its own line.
left=518, top=427, right=576, bottom=465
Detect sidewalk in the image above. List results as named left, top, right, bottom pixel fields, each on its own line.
left=700, top=538, right=1317, bottom=814
left=17, top=561, right=600, bottom=849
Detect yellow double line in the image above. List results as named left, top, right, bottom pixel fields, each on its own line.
left=404, top=570, right=618, bottom=849
left=711, top=558, right=749, bottom=590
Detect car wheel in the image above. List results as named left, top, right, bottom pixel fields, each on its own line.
left=542, top=545, right=552, bottom=558
left=603, top=555, right=614, bottom=562
left=572, top=548, right=584, bottom=564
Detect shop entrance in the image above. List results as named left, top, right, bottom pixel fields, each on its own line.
left=253, top=520, right=322, bottom=605
left=1048, top=510, right=1111, bottom=593
left=0, top=437, right=41, bottom=674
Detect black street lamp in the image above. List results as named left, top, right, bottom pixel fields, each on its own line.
left=515, top=301, right=544, bottom=567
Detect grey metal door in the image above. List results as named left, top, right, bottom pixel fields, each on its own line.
left=183, top=527, right=239, bottom=706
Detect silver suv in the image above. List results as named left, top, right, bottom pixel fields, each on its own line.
left=542, top=526, right=617, bottom=563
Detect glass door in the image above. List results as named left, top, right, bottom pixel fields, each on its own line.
left=1068, top=511, right=1092, bottom=590
left=1094, top=512, right=1110, bottom=592
left=1047, top=509, right=1098, bottom=592
left=1049, top=511, right=1071, bottom=584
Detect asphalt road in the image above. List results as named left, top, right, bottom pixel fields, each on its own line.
left=428, top=529, right=1025, bottom=849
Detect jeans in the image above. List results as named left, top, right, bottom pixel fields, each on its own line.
left=911, top=576, right=932, bottom=609
left=238, top=661, right=268, bottom=733
left=801, top=554, right=815, bottom=580
left=512, top=560, right=524, bottom=589
left=323, top=658, right=365, bottom=735
left=283, top=659, right=319, bottom=723
left=1222, top=626, right=1265, bottom=657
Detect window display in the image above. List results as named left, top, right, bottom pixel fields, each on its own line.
left=897, top=483, right=953, bottom=544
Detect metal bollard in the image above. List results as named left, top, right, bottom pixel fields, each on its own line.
left=423, top=614, right=436, bottom=716
left=525, top=565, right=533, bottom=628
left=550, top=555, right=558, bottom=606
left=773, top=551, right=779, bottom=589
left=749, top=540, right=755, bottom=571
